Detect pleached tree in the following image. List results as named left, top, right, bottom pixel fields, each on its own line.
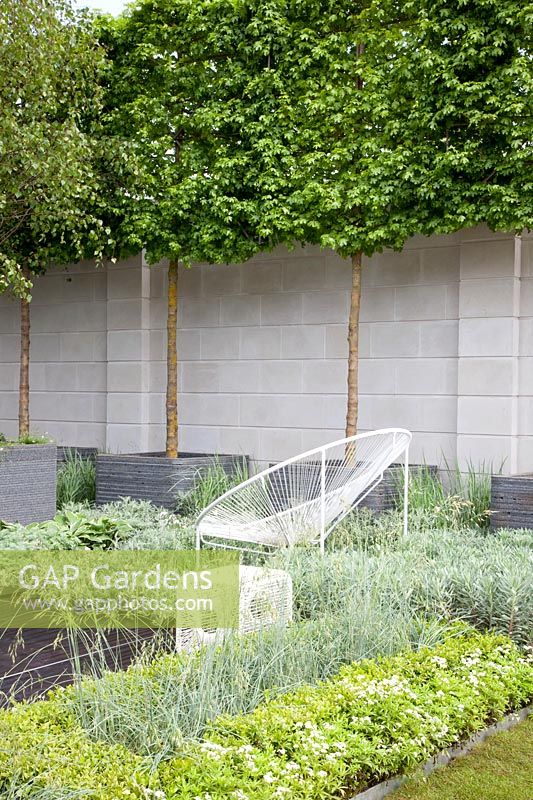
left=100, top=0, right=532, bottom=451
left=175, top=0, right=422, bottom=437
left=214, top=0, right=532, bottom=435
left=97, top=0, right=271, bottom=457
left=0, top=0, right=118, bottom=437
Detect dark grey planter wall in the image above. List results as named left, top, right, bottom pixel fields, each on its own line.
left=57, top=446, right=98, bottom=465
left=0, top=627, right=168, bottom=706
left=360, top=463, right=439, bottom=513
left=0, top=444, right=57, bottom=524
left=359, top=464, right=402, bottom=513
left=267, top=462, right=437, bottom=515
left=490, top=474, right=533, bottom=529
left=96, top=452, right=247, bottom=508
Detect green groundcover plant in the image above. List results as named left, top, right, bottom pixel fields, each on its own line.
left=59, top=610, right=445, bottom=755
left=0, top=433, right=51, bottom=445
left=92, top=498, right=196, bottom=549
left=276, top=526, right=533, bottom=648
left=0, top=629, right=531, bottom=799
left=2, top=498, right=195, bottom=550
left=0, top=499, right=195, bottom=550
left=391, top=715, right=533, bottom=800
left=0, top=509, right=133, bottom=550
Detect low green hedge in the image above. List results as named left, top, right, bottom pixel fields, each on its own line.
left=1, top=629, right=531, bottom=799
left=0, top=701, right=150, bottom=799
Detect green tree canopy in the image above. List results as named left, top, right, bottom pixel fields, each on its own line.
left=360, top=0, right=533, bottom=235
left=98, top=0, right=278, bottom=454
left=0, top=0, right=114, bottom=296
left=101, top=0, right=531, bottom=442
left=197, top=0, right=532, bottom=432
left=96, top=0, right=269, bottom=268
left=218, top=0, right=531, bottom=253
left=0, top=0, right=129, bottom=437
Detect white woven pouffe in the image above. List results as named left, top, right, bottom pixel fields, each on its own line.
left=175, top=565, right=293, bottom=651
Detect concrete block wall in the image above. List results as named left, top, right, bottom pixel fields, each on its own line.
left=517, top=231, right=533, bottom=473
left=0, top=260, right=110, bottom=446
left=0, top=226, right=530, bottom=471
left=104, top=256, right=156, bottom=453
left=144, top=236, right=462, bottom=466
left=456, top=232, right=521, bottom=470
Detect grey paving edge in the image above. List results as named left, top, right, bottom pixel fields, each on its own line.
left=349, top=705, right=532, bottom=800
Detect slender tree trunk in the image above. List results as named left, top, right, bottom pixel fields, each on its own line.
left=166, top=259, right=179, bottom=457
left=18, top=265, right=31, bottom=438
left=346, top=45, right=365, bottom=440
left=345, top=251, right=362, bottom=438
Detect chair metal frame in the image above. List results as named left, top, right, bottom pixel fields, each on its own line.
left=196, top=428, right=412, bottom=554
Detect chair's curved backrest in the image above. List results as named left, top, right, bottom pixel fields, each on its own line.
left=196, top=428, right=412, bottom=552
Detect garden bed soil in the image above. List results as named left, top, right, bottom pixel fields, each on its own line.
left=96, top=452, right=248, bottom=508
left=0, top=443, right=57, bottom=524
left=490, top=473, right=533, bottom=528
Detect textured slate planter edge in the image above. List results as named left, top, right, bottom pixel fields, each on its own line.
left=268, top=462, right=438, bottom=514
left=349, top=704, right=532, bottom=800
left=0, top=443, right=57, bottom=525
left=490, top=473, right=533, bottom=529
left=96, top=451, right=248, bottom=508
left=57, top=446, right=98, bottom=465
left=0, top=627, right=164, bottom=706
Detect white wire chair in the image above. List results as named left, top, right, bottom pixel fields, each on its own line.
left=196, top=428, right=412, bottom=554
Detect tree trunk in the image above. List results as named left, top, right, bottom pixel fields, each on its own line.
left=166, top=259, right=179, bottom=457
left=18, top=266, right=31, bottom=439
left=345, top=251, right=362, bottom=438
left=345, top=42, right=365, bottom=440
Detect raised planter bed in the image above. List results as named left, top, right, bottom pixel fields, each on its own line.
left=360, top=462, right=439, bottom=513
left=0, top=627, right=172, bottom=706
left=96, top=451, right=247, bottom=508
left=268, top=461, right=438, bottom=515
left=490, top=473, right=533, bottom=529
left=57, top=446, right=98, bottom=465
left=0, top=443, right=57, bottom=524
